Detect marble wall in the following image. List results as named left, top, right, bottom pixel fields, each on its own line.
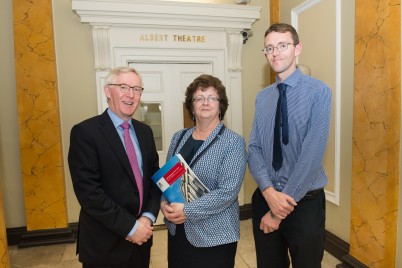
left=0, top=187, right=10, bottom=267
left=351, top=0, right=400, bottom=267
left=13, top=0, right=68, bottom=231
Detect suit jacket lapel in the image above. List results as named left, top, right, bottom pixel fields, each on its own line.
left=99, top=111, right=136, bottom=182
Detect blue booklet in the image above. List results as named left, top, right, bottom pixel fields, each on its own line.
left=151, top=154, right=210, bottom=203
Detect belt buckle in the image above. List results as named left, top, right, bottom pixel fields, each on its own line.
left=303, top=188, right=322, bottom=199
left=305, top=192, right=314, bottom=198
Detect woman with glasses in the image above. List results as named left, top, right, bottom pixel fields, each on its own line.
left=160, top=74, right=247, bottom=268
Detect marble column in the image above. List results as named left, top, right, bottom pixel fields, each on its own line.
left=270, top=0, right=280, bottom=24
left=13, top=0, right=68, bottom=231
left=351, top=0, right=400, bottom=267
left=269, top=0, right=279, bottom=83
left=0, top=187, right=10, bottom=267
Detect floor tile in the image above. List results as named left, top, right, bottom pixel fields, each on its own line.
left=150, top=254, right=168, bottom=268
left=10, top=244, right=66, bottom=267
left=8, top=219, right=341, bottom=267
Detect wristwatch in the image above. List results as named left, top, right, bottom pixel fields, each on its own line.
left=269, top=210, right=277, bottom=220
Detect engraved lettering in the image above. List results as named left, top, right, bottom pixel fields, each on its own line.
left=172, top=35, right=206, bottom=43
left=141, top=34, right=206, bottom=43
left=139, top=34, right=169, bottom=42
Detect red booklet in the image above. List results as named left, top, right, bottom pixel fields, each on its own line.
left=151, top=154, right=209, bottom=203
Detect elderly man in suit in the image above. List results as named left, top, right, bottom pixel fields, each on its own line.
left=68, top=67, right=161, bottom=268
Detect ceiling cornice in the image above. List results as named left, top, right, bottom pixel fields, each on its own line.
left=71, top=0, right=261, bottom=30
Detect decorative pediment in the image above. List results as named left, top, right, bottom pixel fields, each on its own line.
left=72, top=0, right=260, bottom=30
left=72, top=0, right=260, bottom=71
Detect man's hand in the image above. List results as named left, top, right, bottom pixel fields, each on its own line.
left=262, top=187, right=297, bottom=219
left=260, top=210, right=281, bottom=233
left=160, top=201, right=186, bottom=224
left=138, top=216, right=152, bottom=226
left=126, top=217, right=153, bottom=245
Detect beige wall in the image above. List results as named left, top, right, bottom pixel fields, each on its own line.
left=280, top=0, right=354, bottom=243
left=0, top=0, right=372, bottom=254
left=239, top=0, right=270, bottom=205
left=53, top=0, right=97, bottom=224
left=332, top=0, right=354, bottom=243
left=0, top=0, right=26, bottom=227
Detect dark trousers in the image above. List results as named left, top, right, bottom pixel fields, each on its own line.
left=252, top=188, right=326, bottom=268
left=168, top=224, right=237, bottom=268
left=82, top=243, right=151, bottom=268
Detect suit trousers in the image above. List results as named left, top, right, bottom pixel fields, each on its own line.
left=252, top=188, right=326, bottom=268
left=82, top=240, right=151, bottom=268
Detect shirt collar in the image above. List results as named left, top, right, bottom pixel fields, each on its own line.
left=275, top=67, right=303, bottom=90
left=107, top=108, right=129, bottom=129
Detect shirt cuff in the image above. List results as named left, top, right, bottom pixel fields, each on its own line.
left=141, top=212, right=156, bottom=223
left=128, top=221, right=139, bottom=237
left=127, top=212, right=156, bottom=237
left=259, top=181, right=274, bottom=193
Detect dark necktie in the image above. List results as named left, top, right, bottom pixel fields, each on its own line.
left=272, top=83, right=288, bottom=171
left=121, top=122, right=143, bottom=214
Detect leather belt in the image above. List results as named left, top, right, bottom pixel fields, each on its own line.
left=300, top=188, right=323, bottom=201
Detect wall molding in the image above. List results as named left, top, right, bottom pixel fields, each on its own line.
left=291, top=0, right=341, bottom=206
left=7, top=225, right=77, bottom=248
left=72, top=0, right=261, bottom=70
left=72, top=0, right=261, bottom=29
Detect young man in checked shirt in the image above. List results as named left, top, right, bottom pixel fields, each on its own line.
left=248, top=23, right=332, bottom=268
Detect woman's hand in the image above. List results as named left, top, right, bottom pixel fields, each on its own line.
left=161, top=201, right=187, bottom=224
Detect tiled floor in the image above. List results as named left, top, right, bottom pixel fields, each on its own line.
left=9, top=219, right=341, bottom=267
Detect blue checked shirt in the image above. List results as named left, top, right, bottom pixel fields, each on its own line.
left=248, top=67, right=332, bottom=202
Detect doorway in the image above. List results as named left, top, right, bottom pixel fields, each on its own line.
left=130, top=62, right=214, bottom=225
left=131, top=62, right=213, bottom=166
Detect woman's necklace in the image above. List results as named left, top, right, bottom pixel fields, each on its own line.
left=193, top=128, right=209, bottom=140
left=193, top=121, right=220, bottom=140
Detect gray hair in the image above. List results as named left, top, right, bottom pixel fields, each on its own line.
left=104, top=67, right=143, bottom=86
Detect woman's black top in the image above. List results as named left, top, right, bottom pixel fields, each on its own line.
left=178, top=134, right=204, bottom=164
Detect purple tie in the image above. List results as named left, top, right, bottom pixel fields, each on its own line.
left=121, top=122, right=143, bottom=214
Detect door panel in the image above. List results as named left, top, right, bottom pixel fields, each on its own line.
left=129, top=62, right=213, bottom=225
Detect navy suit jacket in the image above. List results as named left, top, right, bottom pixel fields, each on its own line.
left=68, top=110, right=161, bottom=265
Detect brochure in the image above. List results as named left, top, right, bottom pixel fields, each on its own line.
left=151, top=154, right=210, bottom=203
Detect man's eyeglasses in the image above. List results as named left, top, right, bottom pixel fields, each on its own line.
left=193, top=96, right=220, bottom=103
left=108, top=84, right=144, bottom=95
left=262, top=42, right=296, bottom=55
